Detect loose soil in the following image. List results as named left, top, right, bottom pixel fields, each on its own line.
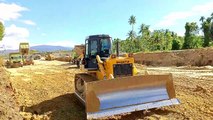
left=4, top=59, right=212, bottom=120
left=0, top=67, right=22, bottom=120
left=134, top=47, right=213, bottom=66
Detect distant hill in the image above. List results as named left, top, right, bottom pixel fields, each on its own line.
left=0, top=49, right=18, bottom=55
left=30, top=45, right=72, bottom=52
left=0, top=45, right=73, bottom=55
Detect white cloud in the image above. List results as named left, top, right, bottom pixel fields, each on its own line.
left=157, top=12, right=192, bottom=27
left=0, top=3, right=28, bottom=22
left=156, top=1, right=213, bottom=27
left=0, top=3, right=33, bottom=50
left=0, top=24, right=29, bottom=50
left=22, top=20, right=36, bottom=26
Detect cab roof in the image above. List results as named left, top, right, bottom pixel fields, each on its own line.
left=86, top=34, right=111, bottom=40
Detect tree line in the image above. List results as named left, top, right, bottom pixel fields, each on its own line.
left=1, top=14, right=213, bottom=54
left=113, top=13, right=213, bottom=53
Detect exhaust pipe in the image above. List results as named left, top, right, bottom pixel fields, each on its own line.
left=116, top=40, right=119, bottom=57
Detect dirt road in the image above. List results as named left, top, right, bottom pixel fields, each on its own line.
left=6, top=60, right=213, bottom=120
left=7, top=60, right=85, bottom=120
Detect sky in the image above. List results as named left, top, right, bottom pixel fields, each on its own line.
left=0, top=0, right=213, bottom=50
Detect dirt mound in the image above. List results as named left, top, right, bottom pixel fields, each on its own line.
left=134, top=47, right=213, bottom=66
left=55, top=56, right=72, bottom=62
left=0, top=67, right=22, bottom=120
left=73, top=45, right=85, bottom=56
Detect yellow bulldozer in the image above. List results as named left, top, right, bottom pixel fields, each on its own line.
left=74, top=34, right=180, bottom=119
left=6, top=52, right=23, bottom=68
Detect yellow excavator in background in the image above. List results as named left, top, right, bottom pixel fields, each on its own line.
left=19, top=42, right=29, bottom=55
left=19, top=42, right=34, bottom=65
left=74, top=34, right=180, bottom=119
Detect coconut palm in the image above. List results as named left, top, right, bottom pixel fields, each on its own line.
left=127, top=30, right=136, bottom=40
left=128, top=15, right=136, bottom=32
left=199, top=16, right=205, bottom=23
left=206, top=17, right=211, bottom=23
left=139, top=23, right=150, bottom=37
left=139, top=24, right=145, bottom=35
left=211, top=13, right=213, bottom=19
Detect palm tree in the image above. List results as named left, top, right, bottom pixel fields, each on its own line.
left=139, top=24, right=150, bottom=37
left=128, top=15, right=136, bottom=32
left=139, top=23, right=145, bottom=35
left=206, top=17, right=211, bottom=23
left=127, top=30, right=136, bottom=40
left=191, top=22, right=199, bottom=35
left=211, top=13, right=213, bottom=19
left=145, top=25, right=150, bottom=36
left=199, top=16, right=205, bottom=23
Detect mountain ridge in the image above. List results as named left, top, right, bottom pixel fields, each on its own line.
left=0, top=45, right=73, bottom=54
left=31, top=45, right=72, bottom=52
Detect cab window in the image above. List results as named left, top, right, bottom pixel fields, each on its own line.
left=90, top=40, right=98, bottom=57
left=100, top=38, right=111, bottom=56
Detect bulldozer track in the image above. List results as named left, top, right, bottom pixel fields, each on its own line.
left=74, top=73, right=98, bottom=101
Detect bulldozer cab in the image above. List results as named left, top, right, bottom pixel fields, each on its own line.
left=84, top=35, right=112, bottom=69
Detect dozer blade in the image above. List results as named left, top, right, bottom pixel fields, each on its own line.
left=85, top=74, right=180, bottom=119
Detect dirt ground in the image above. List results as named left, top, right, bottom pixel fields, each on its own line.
left=0, top=67, right=22, bottom=120
left=6, top=60, right=213, bottom=120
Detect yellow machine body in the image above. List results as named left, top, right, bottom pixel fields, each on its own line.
left=91, top=54, right=137, bottom=80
